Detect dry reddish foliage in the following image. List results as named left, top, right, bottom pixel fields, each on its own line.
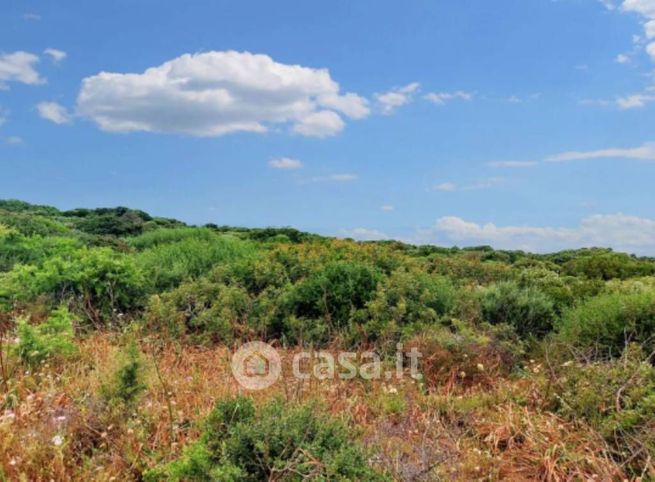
left=0, top=334, right=634, bottom=481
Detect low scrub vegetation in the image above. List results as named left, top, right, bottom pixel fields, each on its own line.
left=1, top=199, right=654, bottom=480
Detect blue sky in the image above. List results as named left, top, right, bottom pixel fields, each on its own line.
left=2, top=0, right=655, bottom=254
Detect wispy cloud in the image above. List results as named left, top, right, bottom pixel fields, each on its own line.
left=36, top=101, right=72, bottom=124
left=616, top=91, right=655, bottom=109
left=310, top=173, right=358, bottom=183
left=546, top=142, right=655, bottom=162
left=339, top=227, right=389, bottom=241
left=375, top=82, right=420, bottom=114
left=504, top=93, right=542, bottom=104
left=433, top=182, right=457, bottom=192
left=424, top=91, right=474, bottom=105
left=615, top=53, right=631, bottom=64
left=432, top=177, right=504, bottom=192
left=484, top=142, right=655, bottom=168
left=44, top=48, right=67, bottom=64
left=381, top=205, right=394, bottom=212
left=598, top=0, right=616, bottom=10
left=487, top=160, right=538, bottom=168
left=5, top=136, right=23, bottom=145
left=269, top=157, right=303, bottom=170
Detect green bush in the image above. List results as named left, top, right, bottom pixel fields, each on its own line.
left=514, top=267, right=603, bottom=315
left=563, top=251, right=655, bottom=280
left=145, top=279, right=253, bottom=343
left=362, top=269, right=455, bottom=345
left=0, top=211, right=70, bottom=237
left=551, top=346, right=655, bottom=476
left=0, top=247, right=145, bottom=324
left=557, top=289, right=655, bottom=358
left=13, top=306, right=78, bottom=366
left=101, top=341, right=147, bottom=406
left=128, top=227, right=217, bottom=250
left=0, top=230, right=80, bottom=273
left=137, top=236, right=257, bottom=291
left=478, top=281, right=556, bottom=338
left=64, top=206, right=152, bottom=236
left=284, top=261, right=381, bottom=332
left=145, top=396, right=386, bottom=481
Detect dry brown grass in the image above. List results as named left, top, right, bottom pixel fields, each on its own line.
left=0, top=334, right=636, bottom=481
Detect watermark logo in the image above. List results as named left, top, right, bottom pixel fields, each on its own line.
left=231, top=341, right=282, bottom=390
left=231, top=342, right=422, bottom=390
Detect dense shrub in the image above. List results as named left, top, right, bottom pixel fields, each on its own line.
left=0, top=247, right=145, bottom=324
left=145, top=396, right=386, bottom=481
left=0, top=227, right=80, bottom=273
left=557, top=289, right=655, bottom=358
left=0, top=211, right=69, bottom=237
left=283, top=261, right=381, bottom=341
left=478, top=281, right=556, bottom=338
left=145, top=279, right=253, bottom=343
left=362, top=269, right=455, bottom=345
left=406, top=319, right=524, bottom=391
left=563, top=251, right=655, bottom=280
left=515, top=267, right=603, bottom=315
left=429, top=254, right=512, bottom=284
left=551, top=346, right=655, bottom=476
left=13, top=306, right=77, bottom=366
left=128, top=227, right=217, bottom=250
left=136, top=236, right=256, bottom=291
left=64, top=207, right=153, bottom=237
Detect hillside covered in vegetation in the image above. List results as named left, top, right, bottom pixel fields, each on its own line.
left=1, top=199, right=654, bottom=480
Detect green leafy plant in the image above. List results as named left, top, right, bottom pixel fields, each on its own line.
left=478, top=281, right=556, bottom=338
left=13, top=306, right=77, bottom=366
left=145, top=396, right=386, bottom=481
left=551, top=345, right=655, bottom=476
left=101, top=340, right=147, bottom=405
left=363, top=269, right=455, bottom=345
left=556, top=288, right=655, bottom=358
left=0, top=247, right=145, bottom=324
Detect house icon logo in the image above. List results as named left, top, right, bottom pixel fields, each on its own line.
left=231, top=341, right=281, bottom=390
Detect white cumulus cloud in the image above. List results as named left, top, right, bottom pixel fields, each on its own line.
left=424, top=214, right=655, bottom=255
left=75, top=50, right=369, bottom=138
left=36, top=101, right=72, bottom=124
left=292, top=110, right=344, bottom=137
left=0, top=51, right=44, bottom=88
left=269, top=157, right=303, bottom=169
left=375, top=82, right=420, bottom=114
left=611, top=1, right=655, bottom=68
